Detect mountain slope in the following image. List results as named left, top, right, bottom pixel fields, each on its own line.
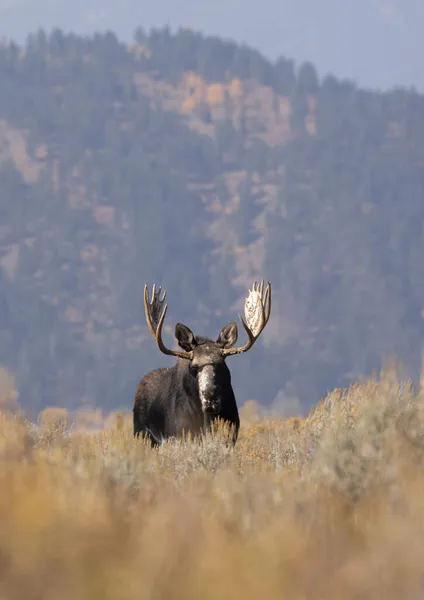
left=1, top=28, right=424, bottom=418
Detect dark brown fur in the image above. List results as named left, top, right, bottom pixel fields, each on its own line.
left=133, top=327, right=240, bottom=447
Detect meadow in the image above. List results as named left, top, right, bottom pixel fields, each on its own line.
left=1, top=363, right=424, bottom=599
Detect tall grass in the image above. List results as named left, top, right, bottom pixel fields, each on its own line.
left=1, top=364, right=424, bottom=599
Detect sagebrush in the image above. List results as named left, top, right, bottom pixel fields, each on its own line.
left=1, top=365, right=424, bottom=599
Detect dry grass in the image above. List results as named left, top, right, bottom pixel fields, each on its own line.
left=2, top=364, right=424, bottom=598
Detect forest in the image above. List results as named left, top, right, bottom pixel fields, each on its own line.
left=1, top=26, right=424, bottom=418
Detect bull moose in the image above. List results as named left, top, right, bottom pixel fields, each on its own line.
left=133, top=280, right=271, bottom=447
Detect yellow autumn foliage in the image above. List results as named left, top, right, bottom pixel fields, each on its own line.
left=180, top=74, right=243, bottom=113
left=206, top=83, right=225, bottom=106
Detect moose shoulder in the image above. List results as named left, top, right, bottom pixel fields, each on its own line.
left=133, top=281, right=271, bottom=447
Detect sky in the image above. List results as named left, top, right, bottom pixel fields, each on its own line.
left=0, top=0, right=423, bottom=91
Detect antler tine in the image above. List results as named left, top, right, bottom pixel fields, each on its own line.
left=144, top=284, right=157, bottom=338
left=154, top=285, right=167, bottom=303
left=257, top=280, right=264, bottom=297
left=263, top=281, right=271, bottom=325
left=143, top=283, right=192, bottom=360
left=222, top=280, right=271, bottom=357
left=144, top=284, right=168, bottom=329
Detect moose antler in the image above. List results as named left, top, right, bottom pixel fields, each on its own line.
left=222, top=280, right=271, bottom=357
left=144, top=284, right=192, bottom=359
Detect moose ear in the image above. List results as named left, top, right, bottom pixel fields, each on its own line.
left=216, top=322, right=238, bottom=349
left=175, top=323, right=197, bottom=352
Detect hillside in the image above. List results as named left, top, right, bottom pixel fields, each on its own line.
left=1, top=28, right=424, bottom=418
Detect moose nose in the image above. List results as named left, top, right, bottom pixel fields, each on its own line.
left=203, top=387, right=217, bottom=401
left=202, top=393, right=221, bottom=414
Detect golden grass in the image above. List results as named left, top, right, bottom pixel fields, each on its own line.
left=2, top=364, right=424, bottom=598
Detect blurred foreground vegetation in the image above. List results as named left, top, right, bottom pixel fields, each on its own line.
left=1, top=364, right=424, bottom=598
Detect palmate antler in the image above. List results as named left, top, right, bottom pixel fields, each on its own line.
left=144, top=280, right=271, bottom=360
left=143, top=284, right=192, bottom=359
left=221, top=280, right=271, bottom=357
